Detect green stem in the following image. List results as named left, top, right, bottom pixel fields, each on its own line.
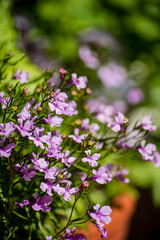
left=53, top=196, right=78, bottom=238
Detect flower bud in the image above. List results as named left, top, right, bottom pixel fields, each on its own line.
left=12, top=106, right=17, bottom=111
left=38, top=106, right=42, bottom=111
left=81, top=181, right=89, bottom=188
left=23, top=89, right=28, bottom=94
left=75, top=119, right=82, bottom=125
left=51, top=92, right=56, bottom=97
left=86, top=88, right=92, bottom=94
left=36, top=87, right=41, bottom=93
left=71, top=90, right=78, bottom=96
left=88, top=141, right=94, bottom=146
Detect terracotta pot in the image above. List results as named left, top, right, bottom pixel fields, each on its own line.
left=76, top=194, right=137, bottom=240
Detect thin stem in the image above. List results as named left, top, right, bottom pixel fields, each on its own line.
left=53, top=196, right=78, bottom=238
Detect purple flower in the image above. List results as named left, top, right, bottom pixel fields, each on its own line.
left=44, top=114, right=63, bottom=127
left=14, top=69, right=29, bottom=84
left=140, top=116, right=157, bottom=132
left=63, top=100, right=78, bottom=116
left=28, top=127, right=46, bottom=149
left=71, top=73, right=87, bottom=90
left=60, top=150, right=76, bottom=167
left=47, top=72, right=60, bottom=89
left=126, top=88, right=144, bottom=105
left=32, top=194, right=52, bottom=212
left=89, top=167, right=112, bottom=184
left=89, top=204, right=112, bottom=226
left=68, top=128, right=88, bottom=143
left=87, top=99, right=114, bottom=124
left=33, top=158, right=49, bottom=173
left=114, top=165, right=129, bottom=183
left=0, top=92, right=10, bottom=109
left=0, top=122, right=15, bottom=137
left=53, top=182, right=78, bottom=201
left=81, top=119, right=100, bottom=136
left=16, top=119, right=35, bottom=137
left=153, top=152, right=160, bottom=167
left=15, top=163, right=37, bottom=181
left=138, top=140, right=156, bottom=161
left=108, top=112, right=128, bottom=132
left=81, top=118, right=90, bottom=130
left=82, top=150, right=100, bottom=167
left=0, top=137, right=15, bottom=158
left=63, top=227, right=86, bottom=240
left=78, top=45, right=99, bottom=69
left=48, top=89, right=68, bottom=115
left=15, top=200, right=30, bottom=208
left=40, top=180, right=57, bottom=196
left=17, top=102, right=31, bottom=120
left=89, top=123, right=100, bottom=136
left=98, top=63, right=126, bottom=88
left=44, top=166, right=59, bottom=180
left=46, top=236, right=52, bottom=240
left=113, top=100, right=127, bottom=114
left=94, top=224, right=108, bottom=239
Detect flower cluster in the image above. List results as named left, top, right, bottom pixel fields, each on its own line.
left=0, top=63, right=159, bottom=240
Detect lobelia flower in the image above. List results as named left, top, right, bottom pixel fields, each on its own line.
left=48, top=89, right=68, bottom=115
left=28, top=127, right=46, bottom=149
left=44, top=166, right=59, bottom=180
left=126, top=88, right=144, bottom=105
left=47, top=72, right=60, bottom=89
left=0, top=137, right=15, bottom=158
left=68, top=128, right=88, bottom=143
left=45, top=135, right=62, bottom=159
left=113, top=100, right=127, bottom=114
left=17, top=102, right=31, bottom=120
left=31, top=157, right=49, bottom=174
left=15, top=118, right=35, bottom=137
left=81, top=118, right=90, bottom=131
left=140, top=116, right=157, bottom=132
left=82, top=150, right=100, bottom=167
left=117, top=166, right=129, bottom=183
left=95, top=225, right=108, bottom=239
left=15, top=200, right=30, bottom=208
left=87, top=99, right=114, bottom=124
left=43, top=114, right=63, bottom=127
left=153, top=152, right=160, bottom=167
left=78, top=45, right=99, bottom=69
left=70, top=73, right=87, bottom=90
left=14, top=69, right=29, bottom=84
left=63, top=100, right=78, bottom=116
left=89, top=166, right=112, bottom=184
left=97, top=63, right=126, bottom=88
left=52, top=181, right=78, bottom=201
left=89, top=204, right=112, bottom=226
left=108, top=112, right=128, bottom=132
left=0, top=122, right=15, bottom=137
left=138, top=140, right=156, bottom=161
left=46, top=236, right=52, bottom=240
left=40, top=132, right=62, bottom=149
left=89, top=123, right=100, bottom=136
left=15, top=163, right=37, bottom=181
left=60, top=150, right=76, bottom=167
left=0, top=92, right=10, bottom=109
left=40, top=180, right=58, bottom=196
left=63, top=227, right=86, bottom=240
left=31, top=153, right=59, bottom=179
left=32, top=193, right=52, bottom=212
